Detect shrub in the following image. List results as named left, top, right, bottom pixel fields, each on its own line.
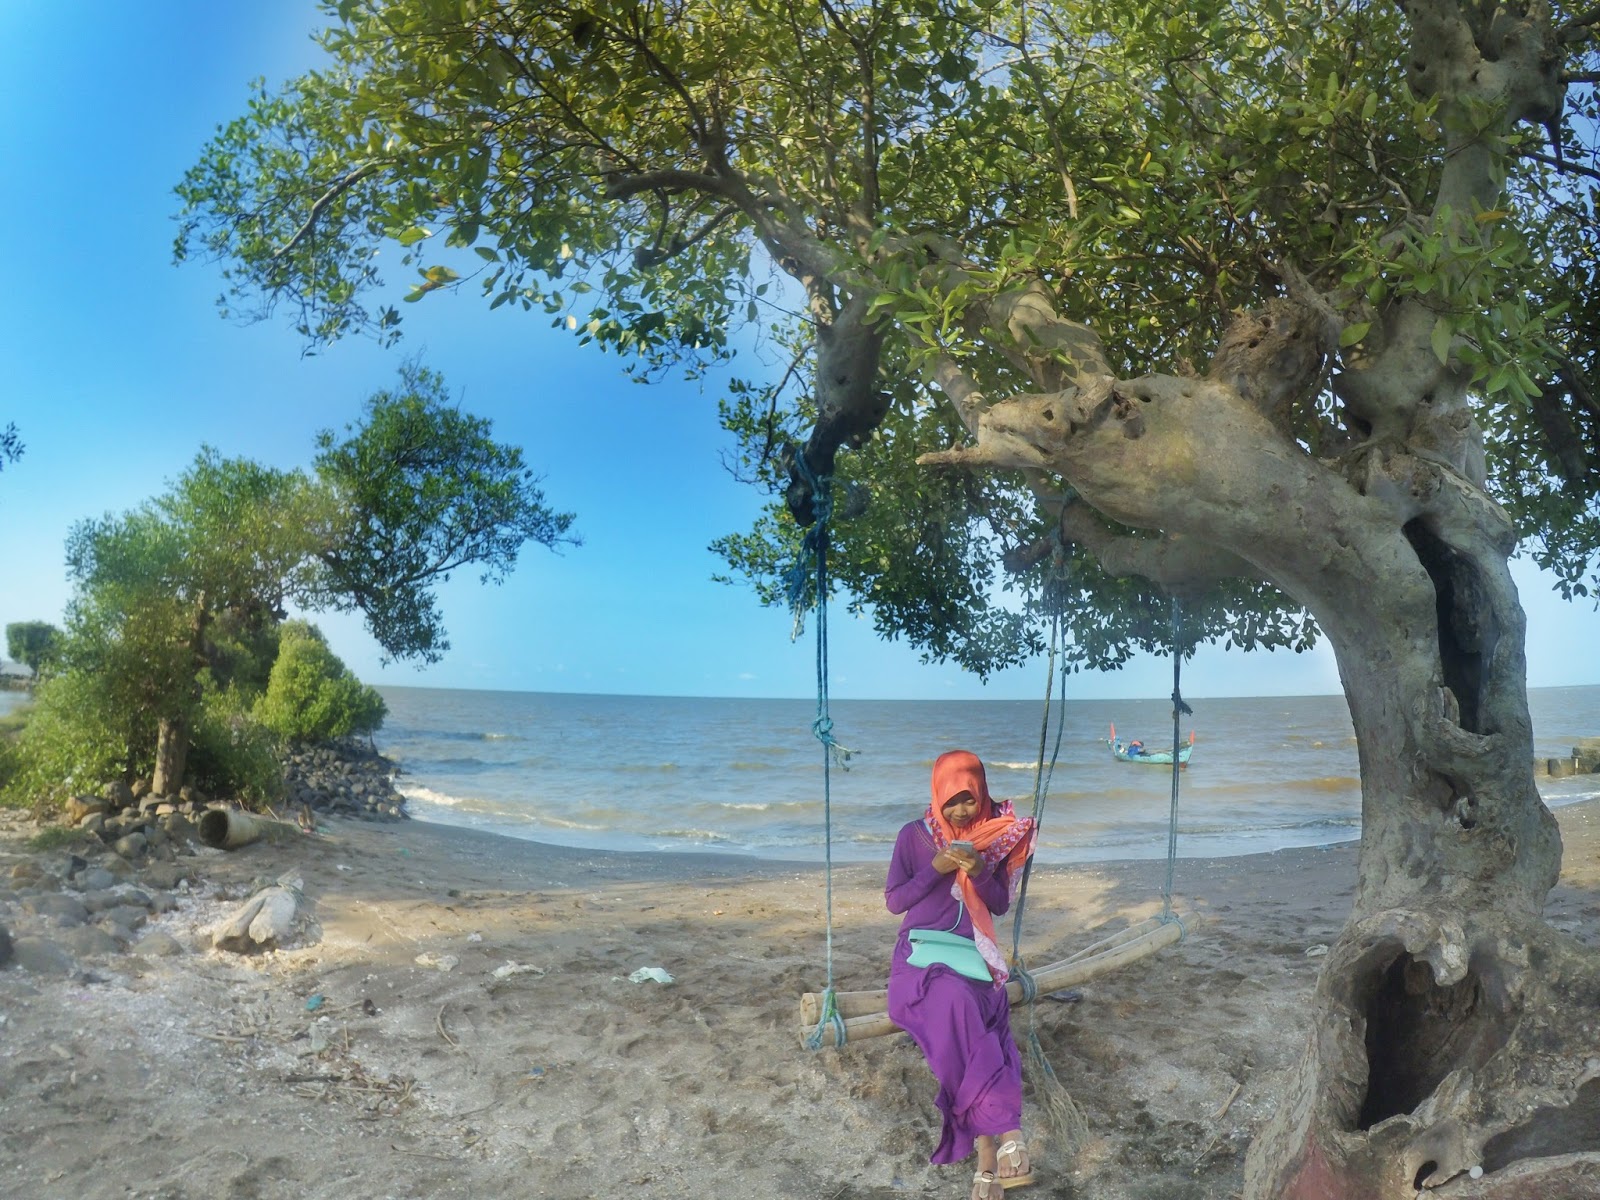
left=255, top=626, right=386, bottom=742
left=0, top=672, right=137, bottom=811
left=187, top=684, right=284, bottom=808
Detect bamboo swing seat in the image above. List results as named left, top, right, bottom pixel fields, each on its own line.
left=798, top=911, right=1190, bottom=1046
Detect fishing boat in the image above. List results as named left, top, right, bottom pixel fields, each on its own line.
left=1107, top=723, right=1196, bottom=765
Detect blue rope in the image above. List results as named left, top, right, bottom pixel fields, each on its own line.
left=1011, top=605, right=1068, bottom=963
left=1163, top=600, right=1193, bottom=924
left=793, top=453, right=851, bottom=1051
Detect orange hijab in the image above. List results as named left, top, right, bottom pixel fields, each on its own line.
left=926, top=750, right=1037, bottom=983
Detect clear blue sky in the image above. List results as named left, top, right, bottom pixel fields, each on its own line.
left=0, top=2, right=1594, bottom=702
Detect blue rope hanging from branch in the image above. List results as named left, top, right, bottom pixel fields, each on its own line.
left=1164, top=599, right=1193, bottom=923
left=789, top=453, right=853, bottom=1050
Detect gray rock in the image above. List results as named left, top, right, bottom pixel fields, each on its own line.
left=102, top=780, right=135, bottom=810
left=0, top=922, right=10, bottom=966
left=77, top=812, right=107, bottom=838
left=76, top=867, right=117, bottom=892
left=11, top=937, right=74, bottom=975
left=147, top=891, right=178, bottom=914
left=131, top=931, right=184, bottom=957
left=21, top=894, right=89, bottom=926
left=112, top=832, right=147, bottom=860
left=131, top=778, right=151, bottom=799
left=139, top=862, right=186, bottom=890
left=101, top=905, right=150, bottom=933
left=80, top=889, right=124, bottom=913
left=65, top=925, right=124, bottom=956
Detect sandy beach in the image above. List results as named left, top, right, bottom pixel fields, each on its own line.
left=2, top=800, right=1598, bottom=1200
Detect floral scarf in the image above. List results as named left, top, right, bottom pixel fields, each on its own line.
left=925, top=749, right=1037, bottom=984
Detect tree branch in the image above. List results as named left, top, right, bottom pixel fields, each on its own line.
left=1519, top=149, right=1600, bottom=183
left=271, top=163, right=383, bottom=261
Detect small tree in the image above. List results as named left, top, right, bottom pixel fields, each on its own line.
left=255, top=623, right=387, bottom=742
left=45, top=366, right=572, bottom=799
left=5, top=621, right=62, bottom=677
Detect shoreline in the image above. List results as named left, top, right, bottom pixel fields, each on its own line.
left=392, top=771, right=1600, bottom=869
left=1, top=797, right=1597, bottom=1199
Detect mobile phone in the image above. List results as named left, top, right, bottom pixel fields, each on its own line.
left=949, top=840, right=975, bottom=855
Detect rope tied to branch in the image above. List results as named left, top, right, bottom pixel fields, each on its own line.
left=791, top=449, right=854, bottom=1050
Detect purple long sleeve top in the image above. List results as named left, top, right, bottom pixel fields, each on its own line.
left=884, top=818, right=1012, bottom=958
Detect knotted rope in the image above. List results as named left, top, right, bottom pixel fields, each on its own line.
left=792, top=453, right=852, bottom=1050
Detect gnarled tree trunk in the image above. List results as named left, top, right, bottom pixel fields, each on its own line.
left=921, top=314, right=1600, bottom=1195
left=878, top=2, right=1600, bottom=1190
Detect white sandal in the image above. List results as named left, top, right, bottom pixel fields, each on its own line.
left=995, top=1140, right=1034, bottom=1189
left=971, top=1171, right=1003, bottom=1200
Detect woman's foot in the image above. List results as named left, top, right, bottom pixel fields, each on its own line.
left=971, top=1170, right=1003, bottom=1200
left=996, top=1130, right=1032, bottom=1186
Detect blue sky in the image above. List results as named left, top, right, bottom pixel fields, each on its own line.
left=0, top=2, right=1594, bottom=702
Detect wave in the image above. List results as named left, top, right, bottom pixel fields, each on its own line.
left=652, top=828, right=734, bottom=843
left=729, top=761, right=777, bottom=771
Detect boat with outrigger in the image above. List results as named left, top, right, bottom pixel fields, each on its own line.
left=1107, top=723, right=1196, bottom=766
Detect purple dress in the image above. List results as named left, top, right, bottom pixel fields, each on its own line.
left=885, top=818, right=1021, bottom=1164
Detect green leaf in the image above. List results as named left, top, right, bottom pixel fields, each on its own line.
left=1430, top=316, right=1453, bottom=365
left=397, top=226, right=431, bottom=247
left=1339, top=321, right=1371, bottom=348
left=474, top=246, right=500, bottom=262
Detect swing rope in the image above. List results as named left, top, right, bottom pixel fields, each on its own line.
left=791, top=454, right=852, bottom=1051
left=1007, top=599, right=1088, bottom=1151
left=1163, top=600, right=1193, bottom=925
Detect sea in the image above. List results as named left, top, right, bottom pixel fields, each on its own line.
left=363, top=684, right=1600, bottom=866
left=2, top=684, right=1595, bottom=864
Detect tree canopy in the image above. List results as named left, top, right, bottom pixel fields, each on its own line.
left=4, top=621, right=61, bottom=677
left=175, top=0, right=1599, bottom=674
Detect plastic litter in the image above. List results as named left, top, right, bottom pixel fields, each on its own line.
left=304, top=994, right=325, bottom=1012
left=492, top=961, right=546, bottom=979
left=628, top=966, right=674, bottom=985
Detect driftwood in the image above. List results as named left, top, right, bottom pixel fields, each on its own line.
left=212, top=874, right=305, bottom=951
left=799, top=914, right=1189, bottom=1046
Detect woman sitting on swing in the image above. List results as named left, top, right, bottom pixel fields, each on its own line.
left=885, top=749, right=1039, bottom=1198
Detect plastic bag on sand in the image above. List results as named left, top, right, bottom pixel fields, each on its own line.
left=628, top=967, right=674, bottom=985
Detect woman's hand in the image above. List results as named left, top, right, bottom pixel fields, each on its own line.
left=933, top=846, right=982, bottom=876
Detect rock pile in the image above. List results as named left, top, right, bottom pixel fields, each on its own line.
left=0, top=839, right=198, bottom=976
left=280, top=739, right=407, bottom=821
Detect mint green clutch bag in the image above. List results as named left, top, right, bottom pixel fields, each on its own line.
left=907, top=928, right=992, bottom=980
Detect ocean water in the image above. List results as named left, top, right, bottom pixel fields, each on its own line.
left=369, top=684, right=1600, bottom=865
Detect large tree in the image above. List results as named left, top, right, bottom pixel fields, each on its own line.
left=175, top=1, right=1599, bottom=1194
